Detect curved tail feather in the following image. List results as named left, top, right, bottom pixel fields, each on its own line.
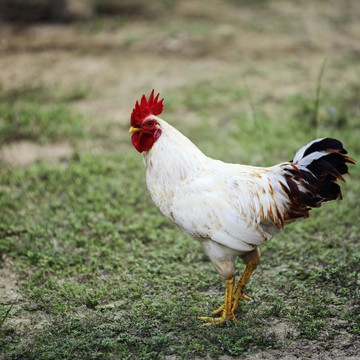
left=280, top=137, right=355, bottom=222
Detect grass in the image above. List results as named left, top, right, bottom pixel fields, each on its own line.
left=1, top=1, right=360, bottom=356
left=0, top=85, right=84, bottom=146
left=0, top=297, right=17, bottom=330
left=0, top=72, right=359, bottom=359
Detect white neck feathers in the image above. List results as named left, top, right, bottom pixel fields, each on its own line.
left=143, top=119, right=209, bottom=181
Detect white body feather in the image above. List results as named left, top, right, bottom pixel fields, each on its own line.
left=142, top=118, right=297, bottom=278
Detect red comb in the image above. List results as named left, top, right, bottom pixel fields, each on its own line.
left=131, top=90, right=164, bottom=127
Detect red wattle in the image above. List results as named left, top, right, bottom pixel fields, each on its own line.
left=131, top=130, right=161, bottom=153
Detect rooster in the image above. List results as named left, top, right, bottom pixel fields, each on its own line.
left=129, top=90, right=355, bottom=326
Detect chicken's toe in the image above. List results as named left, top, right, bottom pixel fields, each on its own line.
left=211, top=304, right=224, bottom=316
left=198, top=316, right=228, bottom=327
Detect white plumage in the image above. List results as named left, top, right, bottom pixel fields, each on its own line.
left=144, top=118, right=290, bottom=256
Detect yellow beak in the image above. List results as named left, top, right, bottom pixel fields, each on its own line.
left=129, top=126, right=141, bottom=134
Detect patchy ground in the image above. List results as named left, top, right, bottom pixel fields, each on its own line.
left=0, top=0, right=359, bottom=359
left=0, top=141, right=73, bottom=166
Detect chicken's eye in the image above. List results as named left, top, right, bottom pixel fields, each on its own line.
left=146, top=120, right=154, bottom=127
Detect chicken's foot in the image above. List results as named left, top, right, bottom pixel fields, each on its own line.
left=211, top=292, right=251, bottom=316
left=201, top=249, right=260, bottom=325
left=199, top=276, right=235, bottom=326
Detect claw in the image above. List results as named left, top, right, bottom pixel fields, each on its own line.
left=199, top=316, right=227, bottom=327
left=213, top=292, right=252, bottom=316
left=242, top=294, right=252, bottom=302
left=231, top=292, right=253, bottom=314
left=200, top=277, right=236, bottom=326
left=211, top=304, right=224, bottom=316
left=201, top=291, right=252, bottom=326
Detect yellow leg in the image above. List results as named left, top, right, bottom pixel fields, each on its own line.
left=199, top=276, right=235, bottom=326
left=211, top=252, right=259, bottom=317
left=199, top=249, right=260, bottom=326
left=231, top=252, right=260, bottom=314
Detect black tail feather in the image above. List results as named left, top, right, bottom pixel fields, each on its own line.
left=280, top=137, right=355, bottom=222
left=303, top=138, right=347, bottom=157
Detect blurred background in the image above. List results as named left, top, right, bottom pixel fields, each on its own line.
left=0, top=0, right=359, bottom=165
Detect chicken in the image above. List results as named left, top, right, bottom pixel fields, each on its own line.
left=129, top=90, right=355, bottom=326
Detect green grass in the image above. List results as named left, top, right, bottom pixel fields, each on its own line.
left=0, top=73, right=359, bottom=359
left=0, top=85, right=84, bottom=146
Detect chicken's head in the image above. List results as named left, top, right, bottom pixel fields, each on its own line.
left=129, top=90, right=164, bottom=153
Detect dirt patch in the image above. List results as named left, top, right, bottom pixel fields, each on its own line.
left=242, top=337, right=360, bottom=360
left=0, top=260, right=21, bottom=305
left=0, top=259, right=52, bottom=356
left=0, top=140, right=73, bottom=166
left=0, top=260, right=27, bottom=336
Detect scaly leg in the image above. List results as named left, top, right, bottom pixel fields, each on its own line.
left=211, top=249, right=260, bottom=317
left=232, top=249, right=260, bottom=314
left=199, top=276, right=235, bottom=326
